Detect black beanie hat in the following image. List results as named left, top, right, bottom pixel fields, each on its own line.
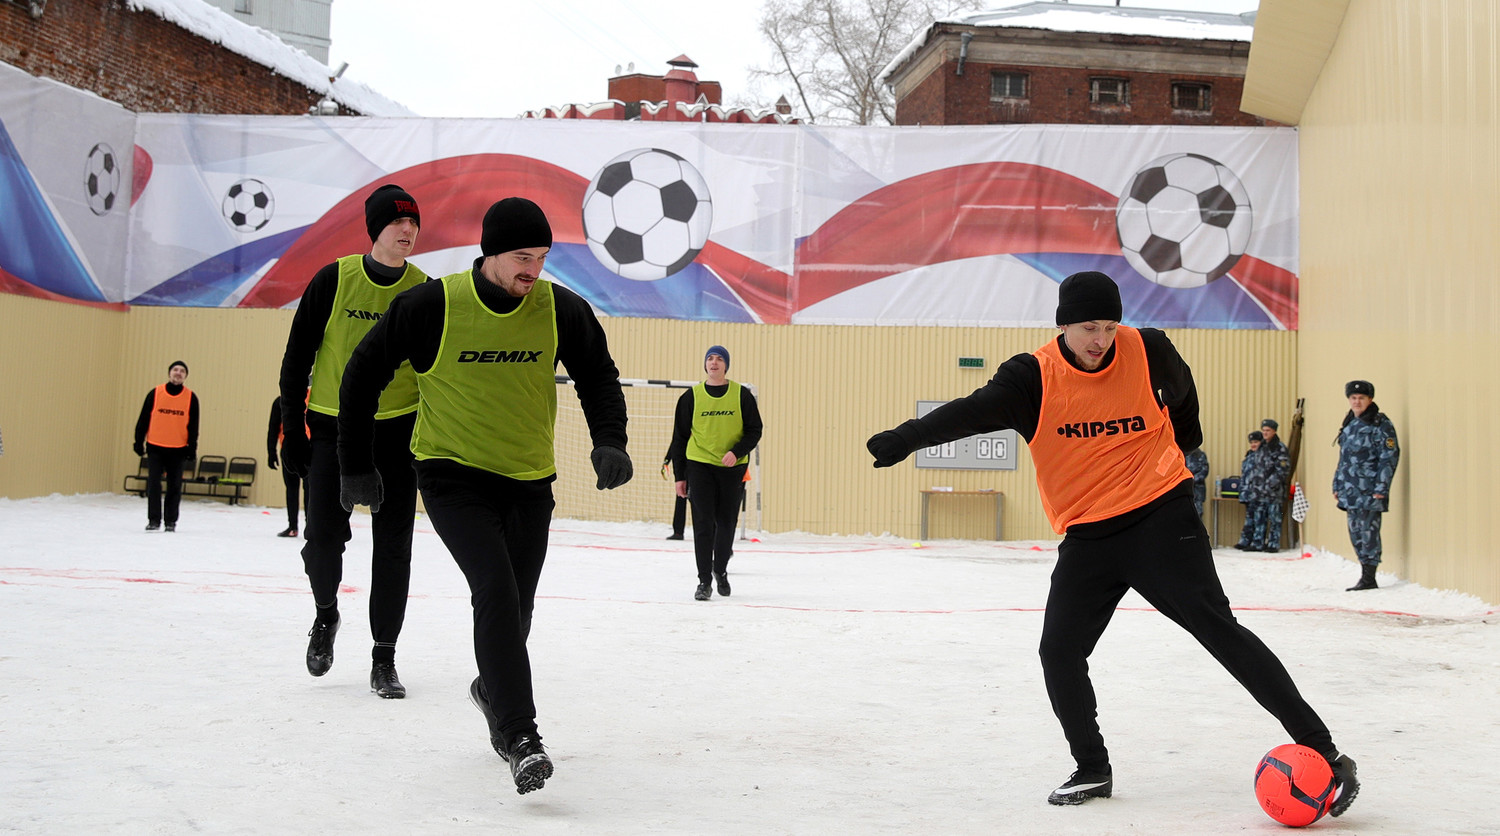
left=364, top=184, right=420, bottom=243
left=168, top=360, right=188, bottom=375
left=1055, top=271, right=1123, bottom=325
left=1345, top=380, right=1375, bottom=398
left=481, top=197, right=552, bottom=256
left=1249, top=431, right=1263, bottom=443
left=1261, top=418, right=1279, bottom=430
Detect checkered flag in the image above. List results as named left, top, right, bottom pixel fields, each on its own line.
left=1291, top=483, right=1310, bottom=523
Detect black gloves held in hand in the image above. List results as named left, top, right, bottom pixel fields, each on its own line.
left=591, top=446, right=634, bottom=490
left=133, top=441, right=144, bottom=457
left=866, top=430, right=911, bottom=468
left=280, top=432, right=310, bottom=478
left=340, top=470, right=384, bottom=513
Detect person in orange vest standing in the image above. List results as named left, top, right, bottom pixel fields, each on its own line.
left=865, top=271, right=1360, bottom=817
left=133, top=360, right=199, bottom=532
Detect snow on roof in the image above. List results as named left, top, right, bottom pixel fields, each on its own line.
left=881, top=2, right=1256, bottom=84
left=126, top=0, right=416, bottom=116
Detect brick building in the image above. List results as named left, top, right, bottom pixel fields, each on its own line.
left=524, top=55, right=797, bottom=124
left=883, top=2, right=1267, bottom=127
left=0, top=0, right=401, bottom=115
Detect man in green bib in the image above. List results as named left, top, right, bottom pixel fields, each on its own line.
left=337, top=196, right=632, bottom=795
left=277, top=184, right=425, bottom=699
left=668, top=345, right=762, bottom=601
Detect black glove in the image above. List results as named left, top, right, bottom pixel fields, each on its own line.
left=340, top=470, right=384, bottom=513
left=281, top=431, right=310, bottom=478
left=133, top=441, right=144, bottom=457
left=186, top=447, right=196, bottom=464
left=267, top=450, right=279, bottom=470
left=591, top=446, right=634, bottom=490
left=867, top=430, right=911, bottom=468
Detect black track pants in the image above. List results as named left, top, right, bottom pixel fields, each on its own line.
left=301, top=411, right=417, bottom=655
left=417, top=461, right=554, bottom=745
left=146, top=445, right=189, bottom=525
left=282, top=465, right=304, bottom=530
left=1039, top=491, right=1333, bottom=771
left=685, top=460, right=745, bottom=582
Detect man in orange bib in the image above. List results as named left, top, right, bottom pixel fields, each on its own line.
left=866, top=272, right=1359, bottom=816
left=132, top=360, right=199, bottom=532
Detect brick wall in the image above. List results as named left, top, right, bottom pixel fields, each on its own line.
left=0, top=0, right=342, bottom=115
left=896, top=60, right=1268, bottom=127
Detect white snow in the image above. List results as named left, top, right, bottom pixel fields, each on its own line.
left=4, top=492, right=1498, bottom=834
left=126, top=0, right=415, bottom=116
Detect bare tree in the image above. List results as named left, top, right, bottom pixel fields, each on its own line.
left=752, top=0, right=982, bottom=125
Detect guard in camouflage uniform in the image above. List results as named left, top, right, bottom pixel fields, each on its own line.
left=1333, top=380, right=1400, bottom=590
left=1235, top=432, right=1269, bottom=550
left=1184, top=447, right=1209, bottom=518
left=1258, top=419, right=1291, bottom=550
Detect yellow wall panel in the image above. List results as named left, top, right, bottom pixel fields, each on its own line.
left=1293, top=0, right=1500, bottom=603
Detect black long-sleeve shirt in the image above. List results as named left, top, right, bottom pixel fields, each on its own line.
left=667, top=382, right=764, bottom=476
left=277, top=255, right=410, bottom=438
left=134, top=382, right=200, bottom=453
left=888, top=328, right=1201, bottom=538
left=337, top=263, right=628, bottom=475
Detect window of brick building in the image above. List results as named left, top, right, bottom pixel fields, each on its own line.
left=1089, top=77, right=1129, bottom=106
left=990, top=72, right=1028, bottom=101
left=1172, top=82, right=1212, bottom=112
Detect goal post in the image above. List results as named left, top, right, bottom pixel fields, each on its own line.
left=551, top=375, right=762, bottom=535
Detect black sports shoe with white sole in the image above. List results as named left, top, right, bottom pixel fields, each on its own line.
left=305, top=615, right=339, bottom=677
left=370, top=661, right=406, bottom=698
left=468, top=676, right=505, bottom=756
left=1324, top=751, right=1359, bottom=817
left=715, top=572, right=731, bottom=597
left=504, top=734, right=554, bottom=795
left=1048, top=767, right=1113, bottom=805
left=694, top=582, right=711, bottom=601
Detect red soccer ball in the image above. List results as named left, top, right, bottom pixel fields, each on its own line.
left=1254, top=744, right=1336, bottom=827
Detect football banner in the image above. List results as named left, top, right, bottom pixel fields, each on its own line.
left=0, top=64, right=1299, bottom=329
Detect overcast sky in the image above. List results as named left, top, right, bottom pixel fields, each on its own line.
left=328, top=0, right=1260, bottom=119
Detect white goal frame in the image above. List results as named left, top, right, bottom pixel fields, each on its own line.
left=552, top=375, right=762, bottom=537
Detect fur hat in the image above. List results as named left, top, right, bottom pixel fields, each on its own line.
left=1345, top=380, right=1375, bottom=398
left=1055, top=271, right=1122, bottom=326
left=1248, top=431, right=1263, bottom=443
left=1261, top=418, right=1279, bottom=430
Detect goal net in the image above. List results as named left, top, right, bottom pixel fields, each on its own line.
left=551, top=376, right=762, bottom=534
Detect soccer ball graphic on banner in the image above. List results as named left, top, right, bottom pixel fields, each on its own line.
left=1254, top=743, right=1336, bottom=827
left=1115, top=152, right=1253, bottom=288
left=222, top=179, right=275, bottom=232
left=582, top=147, right=713, bottom=281
left=84, top=143, right=120, bottom=216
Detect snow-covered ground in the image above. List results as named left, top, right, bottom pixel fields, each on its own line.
left=3, top=493, right=1497, bottom=835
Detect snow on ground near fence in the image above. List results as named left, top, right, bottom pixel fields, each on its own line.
left=3, top=493, right=1497, bottom=835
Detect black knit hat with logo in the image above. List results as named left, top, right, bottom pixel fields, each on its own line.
left=364, top=184, right=420, bottom=242
left=481, top=197, right=553, bottom=256
left=1055, top=271, right=1123, bottom=325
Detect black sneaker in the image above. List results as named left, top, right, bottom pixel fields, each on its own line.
left=370, top=661, right=405, bottom=699
left=666, top=533, right=684, bottom=540
left=715, top=572, right=731, bottom=597
left=694, top=582, right=711, bottom=601
left=164, top=523, right=176, bottom=532
left=145, top=522, right=160, bottom=531
left=305, top=615, right=339, bottom=677
left=468, top=676, right=505, bottom=756
left=1324, top=751, right=1359, bottom=817
left=1047, top=767, right=1113, bottom=805
left=505, top=734, right=554, bottom=795
left=277, top=527, right=298, bottom=538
